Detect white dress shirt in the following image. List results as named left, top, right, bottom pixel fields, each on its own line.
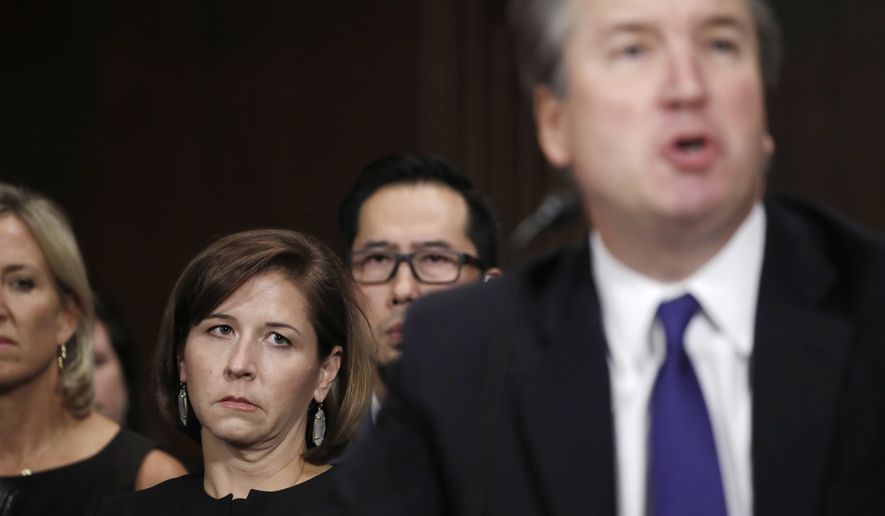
left=592, top=204, right=766, bottom=516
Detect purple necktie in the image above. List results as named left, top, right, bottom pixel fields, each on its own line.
left=649, top=294, right=728, bottom=516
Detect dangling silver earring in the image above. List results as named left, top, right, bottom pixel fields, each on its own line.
left=178, top=383, right=189, bottom=427
left=57, top=343, right=67, bottom=369
left=312, top=402, right=326, bottom=446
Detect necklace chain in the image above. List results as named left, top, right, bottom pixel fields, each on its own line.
left=18, top=426, right=65, bottom=476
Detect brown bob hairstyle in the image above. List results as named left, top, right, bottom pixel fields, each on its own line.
left=153, top=229, right=374, bottom=464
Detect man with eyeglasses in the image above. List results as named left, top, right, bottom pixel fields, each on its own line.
left=338, top=154, right=501, bottom=416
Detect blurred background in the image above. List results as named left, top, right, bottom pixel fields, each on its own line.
left=4, top=0, right=884, bottom=465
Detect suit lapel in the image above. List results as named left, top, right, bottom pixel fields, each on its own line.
left=512, top=245, right=617, bottom=515
left=752, top=202, right=854, bottom=516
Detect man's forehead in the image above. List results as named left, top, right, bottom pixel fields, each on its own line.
left=352, top=183, right=474, bottom=252
left=357, top=240, right=459, bottom=251
left=573, top=0, right=753, bottom=30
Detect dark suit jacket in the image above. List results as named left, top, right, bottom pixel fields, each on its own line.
left=332, top=195, right=885, bottom=516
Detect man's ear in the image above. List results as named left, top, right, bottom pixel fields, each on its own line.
left=534, top=86, right=572, bottom=168
left=314, top=346, right=343, bottom=403
left=763, top=133, right=775, bottom=158
left=482, top=268, right=503, bottom=283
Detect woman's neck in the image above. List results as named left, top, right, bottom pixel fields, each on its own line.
left=0, top=366, right=74, bottom=474
left=201, top=425, right=324, bottom=499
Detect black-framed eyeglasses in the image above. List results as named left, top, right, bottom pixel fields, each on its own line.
left=348, top=248, right=485, bottom=285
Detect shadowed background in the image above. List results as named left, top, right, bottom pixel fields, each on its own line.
left=4, top=0, right=884, bottom=464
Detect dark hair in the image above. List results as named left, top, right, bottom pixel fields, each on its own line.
left=510, top=0, right=783, bottom=96
left=338, top=154, right=500, bottom=268
left=153, top=229, right=373, bottom=464
left=94, top=296, right=138, bottom=425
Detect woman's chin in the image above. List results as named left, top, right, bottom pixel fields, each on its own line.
left=204, top=421, right=266, bottom=448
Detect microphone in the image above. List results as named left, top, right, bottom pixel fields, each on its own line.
left=510, top=190, right=581, bottom=261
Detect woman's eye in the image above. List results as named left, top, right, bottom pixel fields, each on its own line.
left=209, top=325, right=234, bottom=337
left=9, top=277, right=35, bottom=292
left=268, top=332, right=291, bottom=347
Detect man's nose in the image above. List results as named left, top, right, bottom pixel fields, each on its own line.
left=225, top=338, right=257, bottom=380
left=661, top=47, right=708, bottom=109
left=390, top=260, right=420, bottom=306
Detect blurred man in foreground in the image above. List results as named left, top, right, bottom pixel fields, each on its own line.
left=330, top=1, right=885, bottom=514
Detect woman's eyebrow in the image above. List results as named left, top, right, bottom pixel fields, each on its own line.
left=266, top=322, right=301, bottom=336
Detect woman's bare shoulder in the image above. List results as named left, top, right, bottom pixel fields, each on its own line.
left=136, top=449, right=188, bottom=490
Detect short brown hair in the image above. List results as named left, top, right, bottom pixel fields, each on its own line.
left=0, top=183, right=95, bottom=418
left=153, top=229, right=374, bottom=464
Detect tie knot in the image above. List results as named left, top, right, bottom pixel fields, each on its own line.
left=657, top=293, right=700, bottom=351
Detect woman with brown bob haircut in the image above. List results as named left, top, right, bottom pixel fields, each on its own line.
left=98, top=229, right=373, bottom=515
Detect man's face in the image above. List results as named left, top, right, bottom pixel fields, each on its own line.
left=351, top=183, right=482, bottom=367
left=537, top=0, right=770, bottom=244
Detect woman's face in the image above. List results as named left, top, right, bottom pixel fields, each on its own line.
left=0, top=214, right=77, bottom=391
left=93, top=320, right=129, bottom=424
left=180, top=270, right=341, bottom=449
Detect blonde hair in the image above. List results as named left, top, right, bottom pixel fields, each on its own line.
left=0, top=183, right=95, bottom=418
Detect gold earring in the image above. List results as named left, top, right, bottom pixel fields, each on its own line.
left=57, top=343, right=67, bottom=369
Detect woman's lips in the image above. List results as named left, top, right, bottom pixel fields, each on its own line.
left=0, top=336, right=16, bottom=347
left=218, top=396, right=258, bottom=412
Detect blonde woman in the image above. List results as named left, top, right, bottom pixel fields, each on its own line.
left=0, top=184, right=185, bottom=515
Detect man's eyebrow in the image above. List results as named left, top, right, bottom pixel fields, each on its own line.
left=601, top=20, right=657, bottom=39
left=702, top=15, right=751, bottom=34
left=357, top=241, right=395, bottom=250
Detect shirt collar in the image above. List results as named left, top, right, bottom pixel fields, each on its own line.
left=592, top=204, right=766, bottom=368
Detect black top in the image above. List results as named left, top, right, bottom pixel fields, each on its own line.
left=0, top=428, right=155, bottom=516
left=96, top=468, right=336, bottom=516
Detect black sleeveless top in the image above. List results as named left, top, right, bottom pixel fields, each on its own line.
left=0, top=428, right=155, bottom=516
left=96, top=468, right=336, bottom=516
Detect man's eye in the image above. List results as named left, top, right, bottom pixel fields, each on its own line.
left=709, top=38, right=738, bottom=54
left=616, top=43, right=649, bottom=60
left=419, top=252, right=457, bottom=265
left=364, top=253, right=392, bottom=264
left=623, top=44, right=645, bottom=57
left=209, top=325, right=234, bottom=337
